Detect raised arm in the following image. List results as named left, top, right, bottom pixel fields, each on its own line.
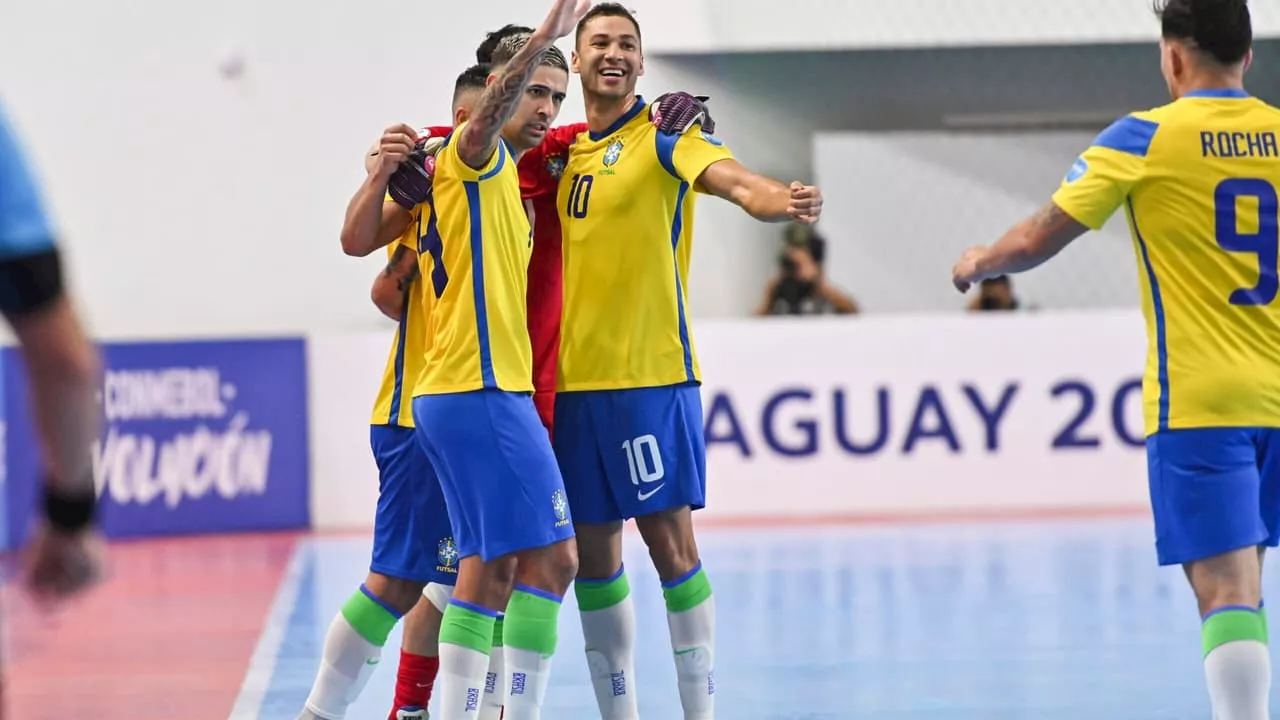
left=456, top=0, right=590, bottom=169
left=341, top=124, right=418, bottom=256
left=952, top=203, right=1089, bottom=291
left=697, top=160, right=823, bottom=224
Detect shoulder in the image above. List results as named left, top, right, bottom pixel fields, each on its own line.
left=1090, top=110, right=1168, bottom=159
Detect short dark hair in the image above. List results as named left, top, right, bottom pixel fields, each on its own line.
left=575, top=2, right=642, bottom=45
left=453, top=63, right=489, bottom=104
left=490, top=32, right=569, bottom=73
left=1155, top=0, right=1252, bottom=65
left=476, top=24, right=534, bottom=65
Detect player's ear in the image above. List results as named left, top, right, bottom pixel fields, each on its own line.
left=637, top=52, right=645, bottom=78
left=1243, top=48, right=1254, bottom=74
left=486, top=72, right=498, bottom=87
left=571, top=50, right=581, bottom=75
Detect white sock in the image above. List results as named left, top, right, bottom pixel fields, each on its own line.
left=478, top=637, right=505, bottom=720
left=581, top=598, right=639, bottom=718
left=664, top=565, right=716, bottom=720
left=503, top=646, right=554, bottom=719
left=299, top=614, right=384, bottom=719
left=436, top=643, right=492, bottom=719
left=1206, top=640, right=1271, bottom=720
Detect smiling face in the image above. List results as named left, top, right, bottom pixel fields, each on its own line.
left=572, top=12, right=645, bottom=101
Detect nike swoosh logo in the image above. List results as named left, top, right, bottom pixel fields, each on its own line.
left=637, top=484, right=665, bottom=501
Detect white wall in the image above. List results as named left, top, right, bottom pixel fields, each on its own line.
left=812, top=131, right=1141, bottom=313
left=2, top=2, right=1274, bottom=338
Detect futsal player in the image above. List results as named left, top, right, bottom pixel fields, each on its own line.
left=410, top=2, right=589, bottom=716
left=0, top=100, right=104, bottom=715
left=951, top=1, right=1276, bottom=717
left=294, top=67, right=486, bottom=720
left=553, top=5, right=823, bottom=718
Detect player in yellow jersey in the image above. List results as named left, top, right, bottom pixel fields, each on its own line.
left=410, top=2, right=588, bottom=718
left=952, top=1, right=1276, bottom=717
left=553, top=5, right=823, bottom=718
left=296, top=66, right=488, bottom=720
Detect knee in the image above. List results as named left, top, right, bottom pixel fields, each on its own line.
left=574, top=522, right=624, bottom=580
left=638, top=510, right=700, bottom=582
left=517, top=539, right=579, bottom=596
left=363, top=573, right=426, bottom=615
left=1186, top=548, right=1263, bottom=616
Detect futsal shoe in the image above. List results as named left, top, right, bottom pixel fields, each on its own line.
left=394, top=707, right=428, bottom=719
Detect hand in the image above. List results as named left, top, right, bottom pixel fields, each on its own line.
left=370, top=124, right=420, bottom=178
left=651, top=92, right=715, bottom=135
left=24, top=521, right=105, bottom=606
left=787, top=182, right=822, bottom=224
left=537, top=0, right=592, bottom=41
left=951, top=246, right=992, bottom=293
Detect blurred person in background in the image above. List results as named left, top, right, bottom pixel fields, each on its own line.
left=0, top=102, right=104, bottom=712
left=952, top=0, right=1277, bottom=717
left=754, top=224, right=858, bottom=315
left=965, top=275, right=1020, bottom=312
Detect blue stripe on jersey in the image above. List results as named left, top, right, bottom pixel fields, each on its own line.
left=1127, top=197, right=1171, bottom=430
left=479, top=140, right=508, bottom=181
left=1185, top=88, right=1250, bottom=99
left=590, top=96, right=648, bottom=142
left=654, top=131, right=696, bottom=383
left=420, top=206, right=449, bottom=298
left=1093, top=115, right=1160, bottom=158
left=0, top=104, right=55, bottom=258
left=463, top=181, right=497, bottom=389
left=388, top=290, right=410, bottom=424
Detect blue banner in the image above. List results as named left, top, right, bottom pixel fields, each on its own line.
left=3, top=338, right=310, bottom=548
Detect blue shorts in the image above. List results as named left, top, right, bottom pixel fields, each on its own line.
left=411, top=389, right=574, bottom=562
left=553, top=383, right=706, bottom=525
left=369, top=424, right=458, bottom=586
left=1148, top=427, right=1280, bottom=566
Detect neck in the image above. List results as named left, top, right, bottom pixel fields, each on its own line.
left=586, top=93, right=638, bottom=135
left=499, top=132, right=530, bottom=162
left=1180, top=68, right=1246, bottom=97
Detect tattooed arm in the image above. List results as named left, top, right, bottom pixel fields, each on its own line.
left=455, top=34, right=556, bottom=170
left=371, top=244, right=419, bottom=321
left=973, top=202, right=1090, bottom=277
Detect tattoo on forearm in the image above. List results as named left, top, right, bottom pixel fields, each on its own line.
left=397, top=264, right=419, bottom=292
left=384, top=246, right=419, bottom=292
left=458, top=39, right=549, bottom=165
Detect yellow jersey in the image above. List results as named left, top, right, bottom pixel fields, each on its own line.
left=557, top=97, right=734, bottom=392
left=370, top=200, right=435, bottom=427
left=1052, top=88, right=1280, bottom=436
left=413, top=123, right=534, bottom=396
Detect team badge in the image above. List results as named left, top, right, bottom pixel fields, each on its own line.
left=603, top=138, right=624, bottom=167
left=546, top=155, right=566, bottom=180
left=701, top=131, right=723, bottom=147
left=1064, top=157, right=1088, bottom=184
left=552, top=489, right=569, bottom=523
left=437, top=537, right=458, bottom=569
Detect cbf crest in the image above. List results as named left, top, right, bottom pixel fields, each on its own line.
left=437, top=536, right=459, bottom=573
left=552, top=489, right=570, bottom=528
left=545, top=154, right=566, bottom=180
left=603, top=138, right=624, bottom=167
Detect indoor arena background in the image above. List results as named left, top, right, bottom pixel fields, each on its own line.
left=2, top=1, right=1280, bottom=718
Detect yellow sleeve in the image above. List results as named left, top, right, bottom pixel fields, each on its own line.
left=436, top=122, right=508, bottom=183
left=1051, top=114, right=1157, bottom=231
left=662, top=129, right=735, bottom=190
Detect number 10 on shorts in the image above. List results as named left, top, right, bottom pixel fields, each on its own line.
left=622, top=434, right=666, bottom=501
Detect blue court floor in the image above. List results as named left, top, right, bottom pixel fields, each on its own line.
left=235, top=517, right=1280, bottom=719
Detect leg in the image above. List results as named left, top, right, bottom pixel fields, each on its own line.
left=388, top=445, right=461, bottom=719
left=602, top=384, right=714, bottom=720
left=414, top=390, right=577, bottom=720
left=554, top=391, right=639, bottom=719
left=1150, top=429, right=1271, bottom=720
left=298, top=425, right=429, bottom=720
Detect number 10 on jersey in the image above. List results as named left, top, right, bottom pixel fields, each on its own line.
left=567, top=174, right=593, bottom=219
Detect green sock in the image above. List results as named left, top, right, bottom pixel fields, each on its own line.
left=504, top=586, right=563, bottom=657
left=439, top=602, right=496, bottom=654
left=1202, top=606, right=1267, bottom=657
left=341, top=585, right=401, bottom=646
left=1260, top=600, right=1268, bottom=642
left=663, top=567, right=713, bottom=613
left=493, top=616, right=505, bottom=649
left=575, top=570, right=631, bottom=612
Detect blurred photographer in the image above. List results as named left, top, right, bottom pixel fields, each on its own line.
left=966, top=275, right=1021, bottom=312
left=754, top=224, right=858, bottom=316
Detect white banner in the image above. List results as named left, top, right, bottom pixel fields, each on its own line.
left=307, top=311, right=1152, bottom=530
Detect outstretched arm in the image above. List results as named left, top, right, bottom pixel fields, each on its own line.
left=696, top=160, right=822, bottom=224
left=968, top=202, right=1088, bottom=279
